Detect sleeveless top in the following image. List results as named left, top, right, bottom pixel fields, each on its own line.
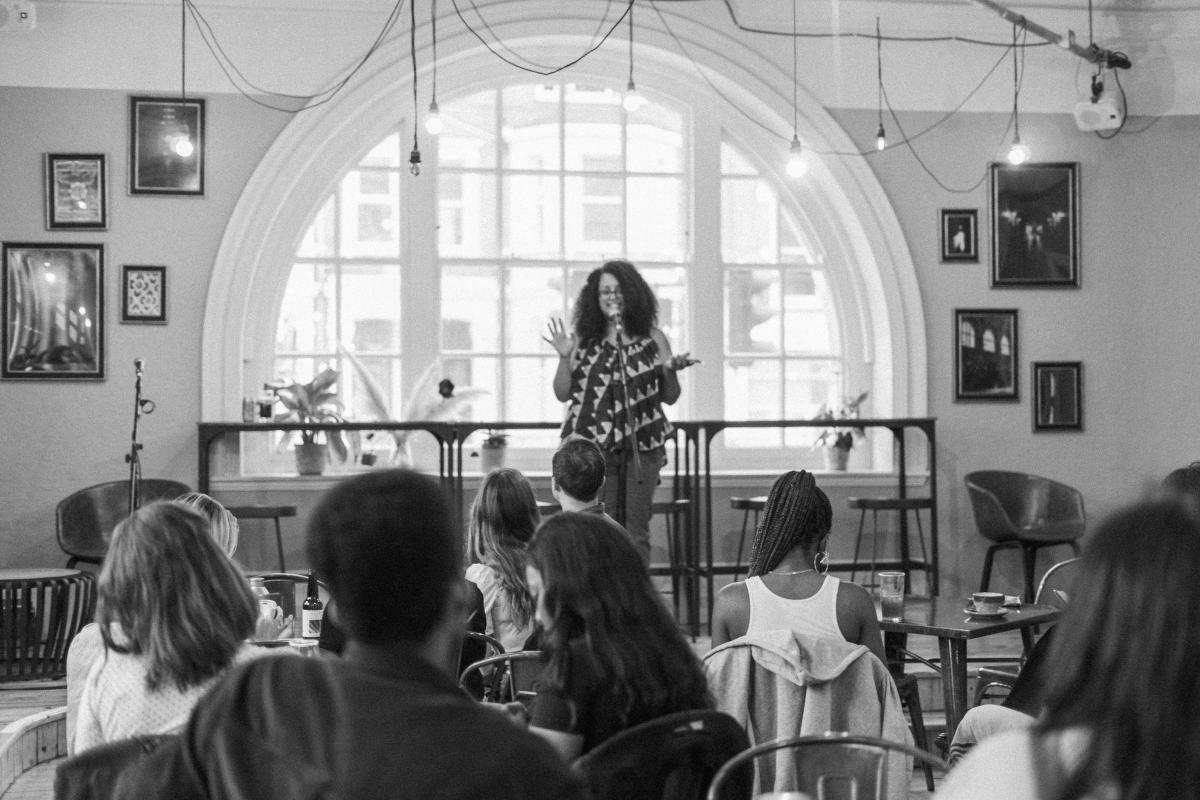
left=745, top=575, right=845, bottom=642
left=560, top=336, right=673, bottom=452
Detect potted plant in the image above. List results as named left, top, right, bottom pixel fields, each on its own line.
left=478, top=430, right=508, bottom=473
left=812, top=391, right=869, bottom=471
left=265, top=368, right=352, bottom=476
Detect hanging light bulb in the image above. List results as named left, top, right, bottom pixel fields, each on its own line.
left=875, top=124, right=887, bottom=152
left=425, top=100, right=443, bottom=135
left=174, top=0, right=194, bottom=159
left=623, top=79, right=645, bottom=113
left=786, top=135, right=806, bottom=178
left=873, top=19, right=888, bottom=153
left=1006, top=135, right=1030, bottom=165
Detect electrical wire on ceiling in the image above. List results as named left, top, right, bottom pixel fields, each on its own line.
left=458, top=0, right=620, bottom=74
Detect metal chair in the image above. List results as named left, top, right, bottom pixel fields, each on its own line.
left=572, top=709, right=751, bottom=800
left=458, top=650, right=546, bottom=705
left=56, top=479, right=192, bottom=568
left=706, top=732, right=947, bottom=800
left=965, top=470, right=1085, bottom=602
left=723, top=496, right=766, bottom=581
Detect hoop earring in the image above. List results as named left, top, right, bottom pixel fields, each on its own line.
left=812, top=551, right=829, bottom=575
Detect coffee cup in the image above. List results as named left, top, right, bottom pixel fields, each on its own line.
left=971, top=591, right=1005, bottom=615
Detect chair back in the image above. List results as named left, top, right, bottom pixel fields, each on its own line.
left=1033, top=557, right=1080, bottom=610
left=53, top=733, right=176, bottom=800
left=56, top=480, right=191, bottom=568
left=707, top=733, right=946, bottom=800
left=573, top=709, right=751, bottom=800
left=458, top=650, right=546, bottom=704
left=964, top=471, right=1085, bottom=543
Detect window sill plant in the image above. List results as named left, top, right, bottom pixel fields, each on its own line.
left=813, top=390, right=869, bottom=471
left=265, top=368, right=352, bottom=476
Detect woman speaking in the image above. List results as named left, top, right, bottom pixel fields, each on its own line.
left=544, top=260, right=698, bottom=563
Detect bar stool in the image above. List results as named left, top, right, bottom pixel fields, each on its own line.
left=227, top=505, right=297, bottom=571
left=847, top=497, right=934, bottom=593
left=725, top=496, right=767, bottom=580
left=648, top=499, right=693, bottom=624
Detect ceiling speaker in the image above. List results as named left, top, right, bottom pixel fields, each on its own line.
left=1073, top=96, right=1123, bottom=132
left=0, top=1, right=36, bottom=31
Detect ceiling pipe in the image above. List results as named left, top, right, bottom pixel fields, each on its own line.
left=966, top=0, right=1132, bottom=69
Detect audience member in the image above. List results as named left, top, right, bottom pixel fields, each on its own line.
left=936, top=496, right=1200, bottom=799
left=465, top=468, right=538, bottom=652
left=709, top=470, right=884, bottom=662
left=522, top=512, right=710, bottom=760
left=73, top=502, right=259, bottom=753
left=1163, top=460, right=1200, bottom=503
left=112, top=470, right=582, bottom=799
left=551, top=437, right=609, bottom=514
left=175, top=492, right=239, bottom=558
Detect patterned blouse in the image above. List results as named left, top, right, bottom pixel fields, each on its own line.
left=561, top=335, right=673, bottom=452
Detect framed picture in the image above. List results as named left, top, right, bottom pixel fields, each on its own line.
left=990, top=162, right=1079, bottom=287
left=129, top=96, right=205, bottom=196
left=1033, top=361, right=1082, bottom=431
left=940, top=208, right=978, bottom=262
left=955, top=308, right=1018, bottom=401
left=122, top=265, right=167, bottom=323
left=45, top=154, right=107, bottom=230
left=3, top=242, right=104, bottom=379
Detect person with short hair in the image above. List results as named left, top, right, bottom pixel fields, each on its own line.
left=1163, top=460, right=1200, bottom=503
left=935, top=496, right=1200, bottom=799
left=551, top=437, right=607, bottom=513
left=73, top=502, right=259, bottom=754
left=522, top=512, right=710, bottom=761
left=113, top=470, right=582, bottom=800
left=708, top=470, right=885, bottom=663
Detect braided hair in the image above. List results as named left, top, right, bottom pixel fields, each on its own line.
left=746, top=470, right=832, bottom=577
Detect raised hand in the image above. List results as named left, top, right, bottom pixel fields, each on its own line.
left=543, top=317, right=575, bottom=358
left=667, top=353, right=701, bottom=372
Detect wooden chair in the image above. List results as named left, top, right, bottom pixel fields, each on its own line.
left=458, top=650, right=545, bottom=705
left=706, top=732, right=947, bottom=800
left=56, top=479, right=191, bottom=568
left=965, top=470, right=1085, bottom=602
left=572, top=709, right=751, bottom=800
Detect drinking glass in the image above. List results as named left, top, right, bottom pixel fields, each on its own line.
left=877, top=571, right=905, bottom=621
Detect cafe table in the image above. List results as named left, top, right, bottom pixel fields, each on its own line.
left=878, top=596, right=1060, bottom=738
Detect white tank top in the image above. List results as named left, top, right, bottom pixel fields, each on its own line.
left=745, top=574, right=845, bottom=642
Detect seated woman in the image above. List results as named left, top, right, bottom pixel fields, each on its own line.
left=522, top=512, right=709, bottom=760
left=464, top=468, right=538, bottom=653
left=710, top=470, right=885, bottom=664
left=935, top=496, right=1200, bottom=799
left=73, top=501, right=259, bottom=753
left=176, top=491, right=240, bottom=558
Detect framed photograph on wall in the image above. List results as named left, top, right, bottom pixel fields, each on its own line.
left=129, top=96, right=205, bottom=196
left=45, top=154, right=107, bottom=230
left=121, top=265, right=167, bottom=324
left=955, top=308, right=1018, bottom=401
left=2, top=242, right=104, bottom=379
left=940, top=208, right=978, bottom=262
left=990, top=162, right=1079, bottom=287
left=1033, top=361, right=1082, bottom=431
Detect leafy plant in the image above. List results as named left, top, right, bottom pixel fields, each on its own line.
left=265, top=368, right=351, bottom=462
left=812, top=390, right=869, bottom=452
left=481, top=430, right=508, bottom=448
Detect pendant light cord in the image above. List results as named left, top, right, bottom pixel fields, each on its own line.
left=409, top=0, right=420, bottom=174
left=431, top=0, right=438, bottom=103
left=628, top=0, right=635, bottom=86
left=1011, top=22, right=1020, bottom=139
left=180, top=0, right=187, bottom=100
left=876, top=17, right=883, bottom=129
left=791, top=0, right=797, bottom=135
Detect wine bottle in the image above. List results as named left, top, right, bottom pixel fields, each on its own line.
left=301, top=570, right=323, bottom=639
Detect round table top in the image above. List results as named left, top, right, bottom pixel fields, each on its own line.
left=0, top=568, right=83, bottom=581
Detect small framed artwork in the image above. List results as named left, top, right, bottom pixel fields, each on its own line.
left=940, top=209, right=978, bottom=262
left=45, top=154, right=107, bottom=230
left=1033, top=361, right=1082, bottom=431
left=3, top=242, right=104, bottom=379
left=129, top=96, right=205, bottom=196
left=955, top=308, right=1018, bottom=401
left=990, top=162, right=1079, bottom=287
left=121, top=265, right=167, bottom=324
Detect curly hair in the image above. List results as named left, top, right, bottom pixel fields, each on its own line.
left=572, top=260, right=659, bottom=343
left=466, top=468, right=538, bottom=632
left=746, top=470, right=833, bottom=577
left=528, top=513, right=710, bottom=727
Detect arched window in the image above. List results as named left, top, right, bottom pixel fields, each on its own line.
left=999, top=334, right=1011, bottom=356
left=982, top=329, right=997, bottom=353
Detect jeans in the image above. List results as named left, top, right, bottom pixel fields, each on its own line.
left=601, top=446, right=665, bottom=564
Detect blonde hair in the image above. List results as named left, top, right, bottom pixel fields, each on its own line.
left=466, top=468, right=538, bottom=631
left=175, top=492, right=239, bottom=557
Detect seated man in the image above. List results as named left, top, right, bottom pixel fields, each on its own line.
left=112, top=470, right=582, bottom=800
left=551, top=437, right=644, bottom=558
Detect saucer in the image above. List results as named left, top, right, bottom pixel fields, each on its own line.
left=964, top=607, right=1009, bottom=619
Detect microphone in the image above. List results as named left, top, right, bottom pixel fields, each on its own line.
left=134, top=358, right=144, bottom=376
left=607, top=310, right=623, bottom=330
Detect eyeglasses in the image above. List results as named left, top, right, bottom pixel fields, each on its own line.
left=599, top=288, right=623, bottom=297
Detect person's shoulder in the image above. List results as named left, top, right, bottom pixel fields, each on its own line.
left=715, top=579, right=750, bottom=605
left=649, top=327, right=671, bottom=349
left=465, top=562, right=496, bottom=586
left=935, top=729, right=1039, bottom=799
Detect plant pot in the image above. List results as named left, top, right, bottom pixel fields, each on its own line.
left=823, top=445, right=851, bottom=472
left=294, top=442, right=329, bottom=476
left=480, top=444, right=506, bottom=473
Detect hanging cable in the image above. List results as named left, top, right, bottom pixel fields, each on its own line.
left=425, top=0, right=443, bottom=135
left=409, top=0, right=421, bottom=175
left=785, top=0, right=804, bottom=177
left=463, top=0, right=618, bottom=73
left=1005, top=23, right=1030, bottom=165
left=874, top=17, right=886, bottom=151
left=623, top=1, right=644, bottom=112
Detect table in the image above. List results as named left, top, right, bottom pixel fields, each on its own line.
left=879, top=597, right=1059, bottom=737
left=0, top=568, right=96, bottom=682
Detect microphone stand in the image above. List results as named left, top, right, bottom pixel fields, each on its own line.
left=609, top=315, right=640, bottom=527
left=126, top=359, right=155, bottom=514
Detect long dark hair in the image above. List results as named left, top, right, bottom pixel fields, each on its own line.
left=97, top=501, right=256, bottom=692
left=746, top=470, right=832, bottom=577
left=1035, top=497, right=1200, bottom=800
left=572, top=260, right=658, bottom=342
left=528, top=513, right=709, bottom=723
left=466, top=468, right=538, bottom=631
